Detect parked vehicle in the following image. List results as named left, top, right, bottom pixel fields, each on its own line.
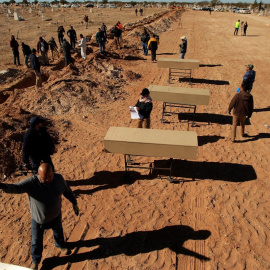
left=123, top=4, right=132, bottom=8
left=51, top=4, right=60, bottom=8
left=97, top=4, right=106, bottom=8
left=71, top=4, right=80, bottom=8
left=238, top=8, right=251, bottom=14
left=84, top=3, right=94, bottom=8
left=108, top=4, right=117, bottom=8
left=192, top=6, right=202, bottom=10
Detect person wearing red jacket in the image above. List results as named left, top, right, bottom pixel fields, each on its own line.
left=37, top=37, right=49, bottom=65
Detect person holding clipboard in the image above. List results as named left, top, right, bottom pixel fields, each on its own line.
left=130, top=88, right=153, bottom=129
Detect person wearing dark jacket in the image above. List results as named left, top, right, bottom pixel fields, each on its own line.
left=21, top=42, right=32, bottom=68
left=62, top=39, right=72, bottom=66
left=242, top=64, right=255, bottom=93
left=135, top=88, right=153, bottom=128
left=57, top=25, right=65, bottom=46
left=67, top=26, right=77, bottom=49
left=37, top=37, right=49, bottom=65
left=141, top=29, right=150, bottom=56
left=96, top=28, right=106, bottom=54
left=23, top=116, right=56, bottom=172
left=179, top=36, right=187, bottom=59
left=29, top=49, right=42, bottom=89
left=112, top=25, right=122, bottom=49
left=48, top=37, right=59, bottom=61
left=0, top=163, right=79, bottom=270
left=10, top=35, right=20, bottom=65
left=228, top=83, right=254, bottom=142
left=147, top=34, right=159, bottom=62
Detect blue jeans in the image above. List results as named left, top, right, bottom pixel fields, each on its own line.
left=31, top=214, right=65, bottom=264
left=99, top=42, right=105, bottom=54
left=142, top=42, right=148, bottom=55
left=180, top=53, right=185, bottom=59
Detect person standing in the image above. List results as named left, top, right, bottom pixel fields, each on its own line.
left=242, top=64, right=256, bottom=93
left=10, top=35, right=20, bottom=66
left=141, top=29, right=150, bottom=56
left=21, top=42, right=32, bottom=68
left=112, top=25, right=122, bottom=49
left=67, top=26, right=77, bottom=49
left=48, top=37, right=59, bottom=61
left=135, top=88, right=153, bottom=129
left=57, top=25, right=65, bottom=46
left=96, top=28, right=106, bottom=55
left=116, top=21, right=123, bottom=41
left=84, top=15, right=89, bottom=29
left=179, top=36, right=187, bottom=59
left=135, top=8, right=138, bottom=16
left=228, top=83, right=253, bottom=142
left=139, top=8, right=143, bottom=16
left=29, top=49, right=42, bottom=90
left=23, top=116, right=56, bottom=173
left=234, top=20, right=240, bottom=36
left=0, top=163, right=79, bottom=270
left=78, top=34, right=87, bottom=60
left=37, top=37, right=49, bottom=65
left=62, top=39, right=72, bottom=66
left=101, top=22, right=107, bottom=38
left=243, top=21, right=248, bottom=36
left=147, top=34, right=159, bottom=63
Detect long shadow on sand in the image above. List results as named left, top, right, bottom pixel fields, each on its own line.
left=199, top=64, right=222, bottom=67
left=157, top=52, right=177, bottom=55
left=67, top=171, right=156, bottom=196
left=180, top=78, right=229, bottom=85
left=253, top=107, right=270, bottom=112
left=235, top=133, right=270, bottom=143
left=178, top=113, right=251, bottom=126
left=41, top=225, right=211, bottom=269
left=154, top=160, right=257, bottom=182
left=198, top=135, right=225, bottom=146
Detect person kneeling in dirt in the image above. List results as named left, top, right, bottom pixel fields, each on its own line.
left=0, top=163, right=79, bottom=270
left=147, top=34, right=159, bottom=63
left=96, top=28, right=106, bottom=55
left=62, top=39, right=72, bottom=66
left=29, top=49, right=42, bottom=90
left=23, top=116, right=56, bottom=173
left=135, top=88, right=153, bottom=129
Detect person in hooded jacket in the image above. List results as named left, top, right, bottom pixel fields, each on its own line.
left=179, top=36, right=187, bottom=59
left=135, top=88, right=153, bottom=129
left=23, top=116, right=56, bottom=173
left=228, top=83, right=254, bottom=142
left=242, top=64, right=255, bottom=93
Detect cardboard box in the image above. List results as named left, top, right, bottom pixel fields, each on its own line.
left=104, top=127, right=198, bottom=160
left=158, top=58, right=200, bottom=69
left=148, top=85, right=210, bottom=105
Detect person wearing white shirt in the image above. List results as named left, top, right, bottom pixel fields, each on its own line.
left=78, top=34, right=86, bottom=60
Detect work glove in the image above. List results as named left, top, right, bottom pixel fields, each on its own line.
left=73, top=204, right=79, bottom=216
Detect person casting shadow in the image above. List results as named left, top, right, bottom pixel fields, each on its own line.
left=41, top=225, right=211, bottom=269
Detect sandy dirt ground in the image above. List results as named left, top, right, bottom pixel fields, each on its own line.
left=0, top=8, right=270, bottom=270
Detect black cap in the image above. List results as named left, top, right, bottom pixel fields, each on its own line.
left=140, top=88, right=150, bottom=96
left=30, top=116, right=45, bottom=127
